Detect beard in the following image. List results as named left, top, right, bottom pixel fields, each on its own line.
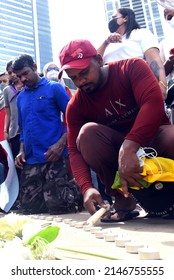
left=79, top=67, right=104, bottom=94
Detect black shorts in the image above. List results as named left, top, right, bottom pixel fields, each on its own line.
left=130, top=181, right=174, bottom=216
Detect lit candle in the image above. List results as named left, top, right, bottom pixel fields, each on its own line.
left=86, top=204, right=110, bottom=225
left=125, top=241, right=144, bottom=253
left=138, top=246, right=160, bottom=260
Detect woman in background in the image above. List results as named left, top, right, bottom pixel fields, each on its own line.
left=97, top=8, right=167, bottom=100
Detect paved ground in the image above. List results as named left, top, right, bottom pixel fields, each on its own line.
left=1, top=209, right=173, bottom=260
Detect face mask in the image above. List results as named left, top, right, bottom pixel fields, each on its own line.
left=167, top=17, right=174, bottom=29
left=46, top=70, right=58, bottom=81
left=108, top=18, right=121, bottom=33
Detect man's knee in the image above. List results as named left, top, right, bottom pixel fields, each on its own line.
left=76, top=122, right=98, bottom=151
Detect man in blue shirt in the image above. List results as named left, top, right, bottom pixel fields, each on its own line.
left=12, top=54, right=70, bottom=214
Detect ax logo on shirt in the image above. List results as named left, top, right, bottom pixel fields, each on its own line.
left=105, top=98, right=126, bottom=117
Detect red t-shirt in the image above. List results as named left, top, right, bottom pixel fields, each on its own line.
left=66, top=58, right=169, bottom=194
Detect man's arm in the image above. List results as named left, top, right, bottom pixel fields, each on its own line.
left=145, top=47, right=167, bottom=100
left=44, top=132, right=67, bottom=162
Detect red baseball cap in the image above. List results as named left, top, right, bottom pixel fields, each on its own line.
left=58, top=39, right=97, bottom=79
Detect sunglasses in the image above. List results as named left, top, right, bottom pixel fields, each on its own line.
left=47, top=67, right=59, bottom=72
left=166, top=14, right=173, bottom=21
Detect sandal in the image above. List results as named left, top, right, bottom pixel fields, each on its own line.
left=100, top=209, right=139, bottom=223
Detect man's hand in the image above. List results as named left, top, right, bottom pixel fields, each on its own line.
left=83, top=188, right=107, bottom=215
left=44, top=142, right=64, bottom=162
left=106, top=32, right=122, bottom=44
left=15, top=152, right=26, bottom=169
left=45, top=133, right=67, bottom=162
left=118, top=140, right=144, bottom=197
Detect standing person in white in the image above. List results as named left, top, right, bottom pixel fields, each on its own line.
left=97, top=8, right=167, bottom=100
left=160, top=8, right=174, bottom=123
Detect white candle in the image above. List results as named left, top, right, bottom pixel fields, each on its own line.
left=63, top=218, right=73, bottom=224
left=138, top=247, right=160, bottom=260
left=115, top=235, right=131, bottom=247
left=104, top=233, right=117, bottom=242
left=83, top=224, right=92, bottom=231
left=86, top=204, right=110, bottom=225
left=39, top=215, right=47, bottom=220
left=90, top=226, right=102, bottom=234
left=95, top=229, right=109, bottom=239
left=45, top=216, right=54, bottom=221
left=75, top=221, right=86, bottom=228
left=69, top=220, right=77, bottom=227
left=53, top=217, right=63, bottom=222
left=125, top=241, right=144, bottom=253
left=95, top=230, right=104, bottom=239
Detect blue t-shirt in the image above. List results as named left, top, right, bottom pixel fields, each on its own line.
left=17, top=77, right=70, bottom=164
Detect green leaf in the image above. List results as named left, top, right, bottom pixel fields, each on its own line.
left=56, top=247, right=119, bottom=260
left=26, top=226, right=60, bottom=245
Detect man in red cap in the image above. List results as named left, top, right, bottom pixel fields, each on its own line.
left=59, top=39, right=174, bottom=221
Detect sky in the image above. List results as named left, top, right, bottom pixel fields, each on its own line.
left=48, top=0, right=108, bottom=66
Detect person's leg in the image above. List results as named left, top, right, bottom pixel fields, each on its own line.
left=149, top=124, right=174, bottom=159
left=19, top=163, right=48, bottom=213
left=90, top=169, right=98, bottom=188
left=43, top=159, right=66, bottom=213
left=77, top=122, right=123, bottom=192
left=130, top=124, right=174, bottom=217
left=77, top=122, right=136, bottom=215
left=43, top=157, right=83, bottom=214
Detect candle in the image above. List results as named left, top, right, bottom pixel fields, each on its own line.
left=138, top=246, right=160, bottom=260
left=63, top=218, right=73, bottom=224
left=95, top=229, right=110, bottom=239
left=39, top=215, right=47, bottom=220
left=86, top=204, right=110, bottom=225
left=83, top=224, right=92, bottom=231
left=53, top=217, right=63, bottom=222
left=75, top=221, right=86, bottom=228
left=125, top=241, right=144, bottom=253
left=45, top=216, right=54, bottom=221
left=115, top=235, right=131, bottom=247
left=69, top=220, right=77, bottom=227
left=104, top=233, right=117, bottom=242
left=90, top=226, right=102, bottom=234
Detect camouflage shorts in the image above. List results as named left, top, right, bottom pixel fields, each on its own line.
left=19, top=156, right=72, bottom=213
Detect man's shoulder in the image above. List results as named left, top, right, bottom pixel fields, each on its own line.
left=67, top=91, right=80, bottom=109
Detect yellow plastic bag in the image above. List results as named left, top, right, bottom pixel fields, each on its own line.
left=112, top=156, right=174, bottom=191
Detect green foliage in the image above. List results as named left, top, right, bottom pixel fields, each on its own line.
left=26, top=226, right=60, bottom=245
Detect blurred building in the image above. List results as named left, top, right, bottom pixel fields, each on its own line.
left=103, top=0, right=166, bottom=42
left=0, top=0, right=53, bottom=73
